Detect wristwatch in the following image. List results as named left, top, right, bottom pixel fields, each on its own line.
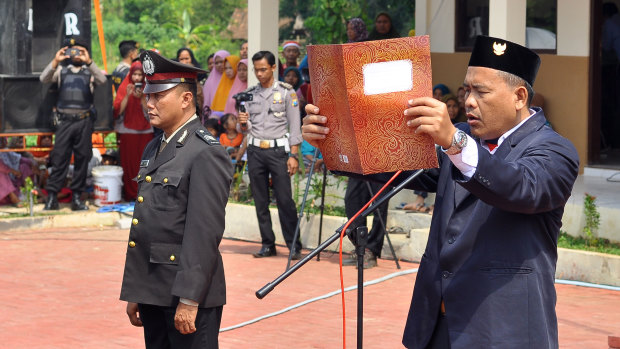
left=442, top=129, right=468, bottom=155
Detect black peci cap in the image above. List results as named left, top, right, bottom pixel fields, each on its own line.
left=140, top=50, right=207, bottom=94
left=468, top=35, right=541, bottom=86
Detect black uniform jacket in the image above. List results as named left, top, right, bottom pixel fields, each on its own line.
left=366, top=109, right=578, bottom=348
left=120, top=118, right=233, bottom=308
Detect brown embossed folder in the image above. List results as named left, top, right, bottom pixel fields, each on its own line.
left=307, top=36, right=439, bottom=174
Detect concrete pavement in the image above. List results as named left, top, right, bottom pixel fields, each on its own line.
left=0, top=226, right=618, bottom=348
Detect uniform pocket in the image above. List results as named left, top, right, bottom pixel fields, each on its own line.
left=149, top=242, right=181, bottom=265
left=149, top=172, right=182, bottom=211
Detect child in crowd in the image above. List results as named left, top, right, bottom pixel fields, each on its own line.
left=219, top=113, right=244, bottom=161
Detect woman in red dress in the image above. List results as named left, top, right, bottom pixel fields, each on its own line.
left=113, top=61, right=153, bottom=201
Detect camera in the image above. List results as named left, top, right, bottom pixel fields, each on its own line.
left=134, top=82, right=143, bottom=90
left=232, top=92, right=253, bottom=113
left=66, top=47, right=81, bottom=58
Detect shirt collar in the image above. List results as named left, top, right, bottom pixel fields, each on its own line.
left=480, top=108, right=536, bottom=153
left=162, top=114, right=197, bottom=144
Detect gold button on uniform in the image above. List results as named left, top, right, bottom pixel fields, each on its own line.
left=163, top=177, right=168, bottom=183
left=132, top=218, right=139, bottom=225
left=128, top=241, right=136, bottom=248
left=137, top=196, right=144, bottom=203
left=169, top=255, right=176, bottom=262
left=137, top=174, right=141, bottom=179
left=145, top=176, right=152, bottom=183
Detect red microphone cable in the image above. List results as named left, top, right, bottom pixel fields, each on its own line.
left=338, top=170, right=403, bottom=348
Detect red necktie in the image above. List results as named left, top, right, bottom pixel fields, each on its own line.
left=486, top=138, right=499, bottom=151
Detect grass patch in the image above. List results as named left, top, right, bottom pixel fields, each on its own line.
left=558, top=231, right=620, bottom=256
left=0, top=211, right=72, bottom=219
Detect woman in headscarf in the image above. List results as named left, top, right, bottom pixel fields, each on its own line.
left=210, top=55, right=241, bottom=119
left=113, top=60, right=153, bottom=201
left=346, top=17, right=369, bottom=43
left=224, top=59, right=248, bottom=115
left=283, top=66, right=302, bottom=91
left=202, top=50, right=230, bottom=119
left=367, top=12, right=400, bottom=41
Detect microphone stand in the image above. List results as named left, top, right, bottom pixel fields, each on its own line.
left=257, top=168, right=426, bottom=348
left=286, top=148, right=323, bottom=270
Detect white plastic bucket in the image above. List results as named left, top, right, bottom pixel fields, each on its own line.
left=92, top=165, right=124, bottom=206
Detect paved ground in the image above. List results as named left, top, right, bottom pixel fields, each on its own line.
left=0, top=226, right=618, bottom=348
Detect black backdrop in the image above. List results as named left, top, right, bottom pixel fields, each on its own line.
left=0, top=0, right=112, bottom=133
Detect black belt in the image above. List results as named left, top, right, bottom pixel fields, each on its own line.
left=58, top=111, right=90, bottom=121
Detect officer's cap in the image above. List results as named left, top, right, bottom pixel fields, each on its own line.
left=63, top=36, right=89, bottom=52
left=468, top=35, right=541, bottom=86
left=140, top=50, right=206, bottom=94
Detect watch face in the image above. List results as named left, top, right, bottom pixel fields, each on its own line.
left=455, top=130, right=467, bottom=148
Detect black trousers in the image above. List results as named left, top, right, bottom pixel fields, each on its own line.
left=344, top=177, right=389, bottom=257
left=247, top=145, right=301, bottom=252
left=46, top=117, right=93, bottom=193
left=138, top=304, right=222, bottom=349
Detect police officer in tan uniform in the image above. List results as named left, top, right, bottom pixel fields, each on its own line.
left=120, top=50, right=232, bottom=349
left=237, top=50, right=302, bottom=259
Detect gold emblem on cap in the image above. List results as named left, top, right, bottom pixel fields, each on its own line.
left=70, top=38, right=75, bottom=45
left=493, top=42, right=507, bottom=56
left=180, top=78, right=185, bottom=83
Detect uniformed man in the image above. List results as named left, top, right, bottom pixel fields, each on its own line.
left=112, top=40, right=139, bottom=92
left=120, top=50, right=232, bottom=349
left=39, top=37, right=107, bottom=211
left=237, top=50, right=303, bottom=259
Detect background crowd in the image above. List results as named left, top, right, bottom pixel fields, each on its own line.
left=0, top=11, right=420, bottom=214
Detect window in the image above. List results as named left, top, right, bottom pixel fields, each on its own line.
left=455, top=0, right=489, bottom=51
left=526, top=0, right=557, bottom=52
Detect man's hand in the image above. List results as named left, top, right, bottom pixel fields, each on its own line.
left=126, top=302, right=143, bottom=327
left=287, top=156, right=298, bottom=176
left=302, top=104, right=329, bottom=148
left=237, top=111, right=249, bottom=126
left=76, top=47, right=92, bottom=66
left=10, top=169, right=22, bottom=179
left=174, top=302, right=198, bottom=335
left=404, top=97, right=457, bottom=149
left=53, top=47, right=69, bottom=68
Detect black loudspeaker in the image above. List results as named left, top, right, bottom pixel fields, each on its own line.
left=0, top=74, right=114, bottom=133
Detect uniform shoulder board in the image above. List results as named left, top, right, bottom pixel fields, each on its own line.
left=196, top=129, right=220, bottom=145
left=244, top=85, right=259, bottom=93
left=278, top=81, right=293, bottom=90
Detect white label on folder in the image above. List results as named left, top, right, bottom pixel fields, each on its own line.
left=339, top=154, right=349, bottom=163
left=363, top=60, right=413, bottom=95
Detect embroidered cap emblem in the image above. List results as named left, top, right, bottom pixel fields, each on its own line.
left=493, top=42, right=507, bottom=56
left=143, top=53, right=155, bottom=75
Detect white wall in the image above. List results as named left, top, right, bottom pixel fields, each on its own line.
left=247, top=0, right=280, bottom=86
left=557, top=0, right=590, bottom=57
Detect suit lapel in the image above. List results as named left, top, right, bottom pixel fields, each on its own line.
left=452, top=109, right=548, bottom=210
left=145, top=119, right=197, bottom=173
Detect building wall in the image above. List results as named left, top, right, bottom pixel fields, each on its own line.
left=431, top=52, right=589, bottom=171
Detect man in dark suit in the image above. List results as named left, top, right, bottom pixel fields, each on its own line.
left=302, top=36, right=579, bottom=348
left=120, top=50, right=232, bottom=349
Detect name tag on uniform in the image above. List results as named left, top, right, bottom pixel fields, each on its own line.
left=140, top=160, right=149, bottom=168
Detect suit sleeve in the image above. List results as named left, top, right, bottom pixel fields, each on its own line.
left=171, top=144, right=232, bottom=303
left=458, top=131, right=579, bottom=214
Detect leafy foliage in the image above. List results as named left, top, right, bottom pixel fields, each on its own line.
left=91, top=0, right=245, bottom=71
left=582, top=193, right=601, bottom=246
